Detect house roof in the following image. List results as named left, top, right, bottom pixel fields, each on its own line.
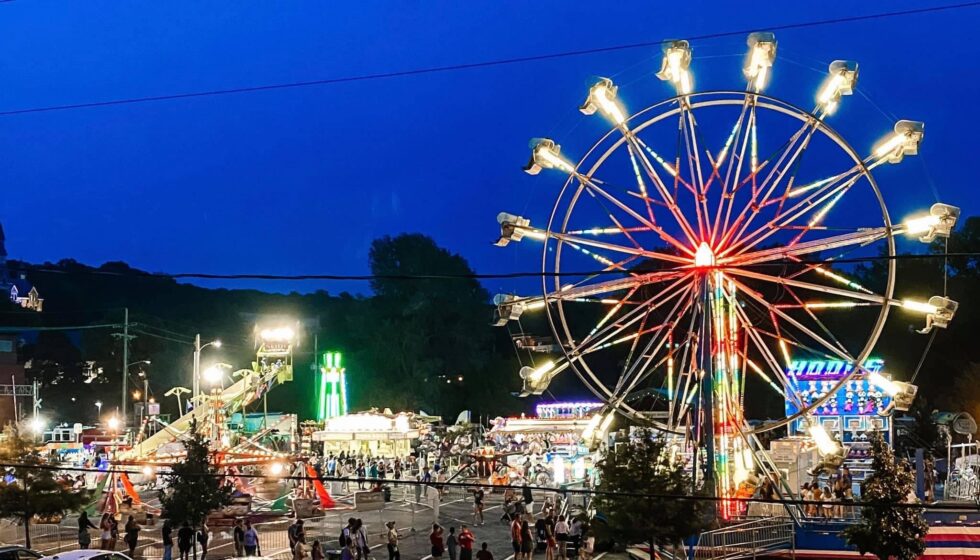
left=11, top=277, right=34, bottom=294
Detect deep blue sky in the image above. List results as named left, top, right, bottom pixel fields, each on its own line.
left=1, top=1, right=978, bottom=297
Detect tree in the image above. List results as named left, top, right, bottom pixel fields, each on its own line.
left=843, top=432, right=928, bottom=560
left=592, top=429, right=713, bottom=555
left=159, top=423, right=233, bottom=530
left=0, top=426, right=89, bottom=548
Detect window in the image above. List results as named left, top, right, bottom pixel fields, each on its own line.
left=16, top=551, right=41, bottom=560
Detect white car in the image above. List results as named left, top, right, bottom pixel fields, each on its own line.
left=40, top=551, right=133, bottom=560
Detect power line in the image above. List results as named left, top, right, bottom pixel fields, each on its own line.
left=1, top=2, right=978, bottom=117
left=12, top=252, right=980, bottom=283
left=0, top=462, right=970, bottom=510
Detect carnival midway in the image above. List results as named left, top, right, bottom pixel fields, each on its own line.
left=2, top=31, right=980, bottom=560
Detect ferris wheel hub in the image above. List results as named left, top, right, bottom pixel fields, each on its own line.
left=694, top=242, right=716, bottom=268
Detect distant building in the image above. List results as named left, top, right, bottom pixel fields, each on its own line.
left=0, top=222, right=43, bottom=312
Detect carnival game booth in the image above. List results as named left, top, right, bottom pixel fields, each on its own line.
left=489, top=413, right=597, bottom=486
left=312, top=410, right=424, bottom=457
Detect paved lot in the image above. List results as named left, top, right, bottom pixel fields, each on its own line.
left=1, top=484, right=564, bottom=560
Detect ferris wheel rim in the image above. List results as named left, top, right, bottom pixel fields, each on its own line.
left=540, top=89, right=897, bottom=434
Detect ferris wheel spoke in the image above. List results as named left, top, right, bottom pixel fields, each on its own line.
left=614, top=283, right=696, bottom=398
left=728, top=297, right=805, bottom=409
left=585, top=180, right=696, bottom=256
left=569, top=278, right=693, bottom=359
left=719, top=117, right=820, bottom=251
left=546, top=229, right=691, bottom=265
left=546, top=269, right=688, bottom=303
left=722, top=161, right=872, bottom=259
left=728, top=276, right=858, bottom=364
left=723, top=267, right=885, bottom=305
left=778, top=283, right=853, bottom=356
left=678, top=104, right=711, bottom=241
left=624, top=134, right=701, bottom=245
left=724, top=226, right=891, bottom=267
left=709, top=98, right=752, bottom=244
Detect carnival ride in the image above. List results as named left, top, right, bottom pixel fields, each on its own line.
left=491, top=33, right=959, bottom=518
left=96, top=325, right=309, bottom=519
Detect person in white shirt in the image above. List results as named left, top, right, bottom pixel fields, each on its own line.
left=553, top=515, right=569, bottom=560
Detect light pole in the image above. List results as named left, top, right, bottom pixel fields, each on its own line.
left=192, top=335, right=222, bottom=403
left=95, top=400, right=103, bottom=419
left=127, top=360, right=151, bottom=427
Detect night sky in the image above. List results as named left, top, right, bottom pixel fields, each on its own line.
left=1, top=1, right=978, bottom=297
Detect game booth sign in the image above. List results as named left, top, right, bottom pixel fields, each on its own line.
left=776, top=357, right=916, bottom=492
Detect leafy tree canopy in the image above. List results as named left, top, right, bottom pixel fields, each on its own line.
left=0, top=426, right=89, bottom=548
left=592, top=428, right=713, bottom=552
left=843, top=432, right=928, bottom=560
left=159, top=422, right=234, bottom=528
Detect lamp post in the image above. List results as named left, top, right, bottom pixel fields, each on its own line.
left=192, top=335, right=222, bottom=403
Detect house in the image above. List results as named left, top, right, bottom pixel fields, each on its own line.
left=0, top=222, right=43, bottom=312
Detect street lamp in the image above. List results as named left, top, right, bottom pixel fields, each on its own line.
left=95, top=400, right=103, bottom=418
left=193, top=335, right=222, bottom=402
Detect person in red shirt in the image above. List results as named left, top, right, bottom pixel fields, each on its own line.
left=458, top=525, right=476, bottom=560
left=510, top=518, right=522, bottom=558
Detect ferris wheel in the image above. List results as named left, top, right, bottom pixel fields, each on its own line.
left=492, top=34, right=960, bottom=462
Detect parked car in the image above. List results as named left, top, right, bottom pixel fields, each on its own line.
left=0, top=546, right=42, bottom=560
left=40, top=551, right=132, bottom=560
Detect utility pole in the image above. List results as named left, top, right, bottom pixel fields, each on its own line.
left=193, top=333, right=201, bottom=405
left=111, top=308, right=134, bottom=429
left=122, top=308, right=129, bottom=425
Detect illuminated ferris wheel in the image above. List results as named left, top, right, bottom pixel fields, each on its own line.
left=491, top=33, right=959, bottom=481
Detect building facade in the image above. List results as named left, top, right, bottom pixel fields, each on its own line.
left=0, top=222, right=43, bottom=312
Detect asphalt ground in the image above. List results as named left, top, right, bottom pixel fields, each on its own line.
left=2, top=483, right=568, bottom=560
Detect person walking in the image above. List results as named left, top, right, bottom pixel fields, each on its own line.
left=522, top=484, right=534, bottom=515
left=554, top=515, right=569, bottom=560
left=197, top=522, right=210, bottom=560
left=510, top=517, right=522, bottom=560
left=475, top=542, right=494, bottom=560
left=177, top=522, right=193, bottom=560
left=288, top=519, right=306, bottom=552
left=311, top=540, right=324, bottom=560
left=459, top=525, right=475, bottom=560
left=430, top=524, right=445, bottom=559
left=447, top=527, right=458, bottom=560
left=386, top=521, right=400, bottom=560
left=77, top=511, right=96, bottom=549
left=99, top=514, right=112, bottom=550
left=233, top=519, right=246, bottom=557
left=519, top=520, right=534, bottom=560
left=354, top=519, right=369, bottom=560
left=161, top=520, right=174, bottom=560
left=473, top=488, right=485, bottom=526
left=124, top=515, right=141, bottom=558
left=244, top=520, right=260, bottom=557
left=108, top=516, right=119, bottom=551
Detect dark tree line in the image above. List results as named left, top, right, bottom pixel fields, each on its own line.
left=2, top=233, right=522, bottom=423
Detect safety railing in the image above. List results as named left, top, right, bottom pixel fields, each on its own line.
left=694, top=517, right=795, bottom=560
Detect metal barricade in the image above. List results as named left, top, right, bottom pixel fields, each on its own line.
left=695, top=517, right=795, bottom=560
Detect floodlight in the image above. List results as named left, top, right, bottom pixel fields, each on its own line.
left=816, top=60, right=858, bottom=114
left=580, top=78, right=627, bottom=125
left=657, top=40, right=694, bottom=95
left=744, top=32, right=777, bottom=93
left=524, top=138, right=575, bottom=175
left=903, top=203, right=960, bottom=243
left=873, top=120, right=924, bottom=164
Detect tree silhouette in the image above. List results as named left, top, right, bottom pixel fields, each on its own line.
left=593, top=429, right=712, bottom=556
left=843, top=431, right=928, bottom=560
left=159, top=422, right=233, bottom=529
left=0, top=425, right=89, bottom=548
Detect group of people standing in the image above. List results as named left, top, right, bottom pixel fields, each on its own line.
left=76, top=512, right=143, bottom=558
left=428, top=523, right=493, bottom=560
left=509, top=512, right=591, bottom=560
